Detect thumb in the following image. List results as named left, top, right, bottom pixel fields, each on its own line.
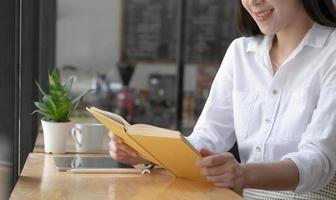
left=200, top=148, right=215, bottom=157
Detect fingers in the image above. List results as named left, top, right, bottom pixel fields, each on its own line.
left=109, top=140, right=137, bottom=158
left=213, top=180, right=236, bottom=189
left=201, top=164, right=237, bottom=176
left=109, top=143, right=128, bottom=157
left=108, top=133, right=137, bottom=156
left=196, top=152, right=243, bottom=193
left=109, top=150, right=140, bottom=165
left=108, top=133, right=147, bottom=165
left=197, top=152, right=235, bottom=167
left=206, top=171, right=243, bottom=194
left=109, top=148, right=128, bottom=160
left=206, top=172, right=237, bottom=188
left=116, top=141, right=138, bottom=157
left=205, top=171, right=238, bottom=190
left=200, top=148, right=215, bottom=157
left=109, top=146, right=147, bottom=165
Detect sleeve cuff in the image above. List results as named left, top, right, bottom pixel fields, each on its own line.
left=281, top=153, right=307, bottom=193
left=281, top=150, right=332, bottom=193
left=186, top=134, right=204, bottom=151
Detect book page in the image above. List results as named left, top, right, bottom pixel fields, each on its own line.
left=86, top=107, right=160, bottom=165
left=90, top=107, right=130, bottom=127
left=127, top=124, right=180, bottom=138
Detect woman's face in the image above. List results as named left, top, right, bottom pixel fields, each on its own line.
left=241, top=0, right=306, bottom=35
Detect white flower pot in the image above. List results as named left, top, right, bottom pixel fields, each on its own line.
left=41, top=120, right=73, bottom=154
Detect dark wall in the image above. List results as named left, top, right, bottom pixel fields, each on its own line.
left=0, top=0, right=17, bottom=163
left=0, top=0, right=19, bottom=198
left=19, top=0, right=56, bottom=170
left=20, top=0, right=39, bottom=171
left=38, top=0, right=56, bottom=89
left=0, top=0, right=56, bottom=197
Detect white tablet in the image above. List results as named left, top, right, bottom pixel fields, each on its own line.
left=54, top=156, right=135, bottom=171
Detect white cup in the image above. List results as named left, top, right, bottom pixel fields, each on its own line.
left=71, top=123, right=106, bottom=153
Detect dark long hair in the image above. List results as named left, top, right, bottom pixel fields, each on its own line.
left=236, top=0, right=336, bottom=36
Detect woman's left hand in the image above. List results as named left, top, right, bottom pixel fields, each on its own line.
left=197, top=148, right=245, bottom=195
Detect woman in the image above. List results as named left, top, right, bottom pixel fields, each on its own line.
left=109, top=0, right=336, bottom=198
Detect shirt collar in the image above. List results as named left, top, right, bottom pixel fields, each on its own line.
left=246, top=23, right=334, bottom=54
left=303, top=23, right=334, bottom=48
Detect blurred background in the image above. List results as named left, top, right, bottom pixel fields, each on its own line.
left=56, top=0, right=238, bottom=131
left=0, top=0, right=238, bottom=199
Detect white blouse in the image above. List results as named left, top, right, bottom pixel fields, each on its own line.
left=187, top=23, right=336, bottom=193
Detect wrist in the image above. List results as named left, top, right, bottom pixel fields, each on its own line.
left=239, top=163, right=252, bottom=190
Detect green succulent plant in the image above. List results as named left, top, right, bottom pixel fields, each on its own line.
left=33, top=69, right=94, bottom=122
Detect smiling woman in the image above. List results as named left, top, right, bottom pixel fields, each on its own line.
left=237, top=0, right=336, bottom=36
left=184, top=0, right=335, bottom=199
left=188, top=0, right=336, bottom=199
left=104, top=0, right=336, bottom=199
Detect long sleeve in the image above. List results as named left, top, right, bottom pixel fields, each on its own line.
left=187, top=41, right=237, bottom=153
left=281, top=63, right=336, bottom=193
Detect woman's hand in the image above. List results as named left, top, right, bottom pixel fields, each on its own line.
left=108, top=132, right=147, bottom=165
left=197, top=148, right=245, bottom=195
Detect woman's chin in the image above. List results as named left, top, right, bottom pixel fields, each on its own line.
left=259, top=27, right=277, bottom=35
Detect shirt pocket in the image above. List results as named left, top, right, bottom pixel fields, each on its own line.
left=282, top=87, right=319, bottom=140
left=232, top=91, right=258, bottom=140
left=289, top=87, right=318, bottom=115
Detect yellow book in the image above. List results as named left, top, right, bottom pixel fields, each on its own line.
left=86, top=107, right=206, bottom=182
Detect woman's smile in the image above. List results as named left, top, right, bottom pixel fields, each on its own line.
left=253, top=8, right=274, bottom=22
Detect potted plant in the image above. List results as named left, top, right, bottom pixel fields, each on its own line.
left=33, top=69, right=93, bottom=154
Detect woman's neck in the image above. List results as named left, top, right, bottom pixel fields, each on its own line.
left=274, top=19, right=314, bottom=55
left=270, top=10, right=314, bottom=75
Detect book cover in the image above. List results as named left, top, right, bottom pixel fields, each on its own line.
left=86, top=107, right=206, bottom=182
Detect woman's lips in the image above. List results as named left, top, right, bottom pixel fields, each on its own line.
left=253, top=8, right=274, bottom=22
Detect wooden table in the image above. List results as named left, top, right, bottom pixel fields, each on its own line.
left=10, top=153, right=243, bottom=200
left=11, top=117, right=243, bottom=199
left=0, top=162, right=11, bottom=200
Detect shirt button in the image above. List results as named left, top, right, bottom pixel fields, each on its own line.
left=272, top=89, right=278, bottom=95
left=265, top=118, right=271, bottom=124
left=256, top=147, right=261, bottom=152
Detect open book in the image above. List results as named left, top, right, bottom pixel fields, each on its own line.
left=86, top=107, right=206, bottom=182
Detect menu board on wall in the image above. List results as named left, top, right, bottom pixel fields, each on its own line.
left=121, top=0, right=239, bottom=63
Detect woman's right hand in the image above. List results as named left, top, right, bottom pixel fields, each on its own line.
left=108, top=132, right=147, bottom=165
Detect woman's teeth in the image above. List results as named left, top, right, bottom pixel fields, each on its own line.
left=257, top=9, right=272, bottom=17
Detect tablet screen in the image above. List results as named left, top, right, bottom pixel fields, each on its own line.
left=54, top=156, right=134, bottom=171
